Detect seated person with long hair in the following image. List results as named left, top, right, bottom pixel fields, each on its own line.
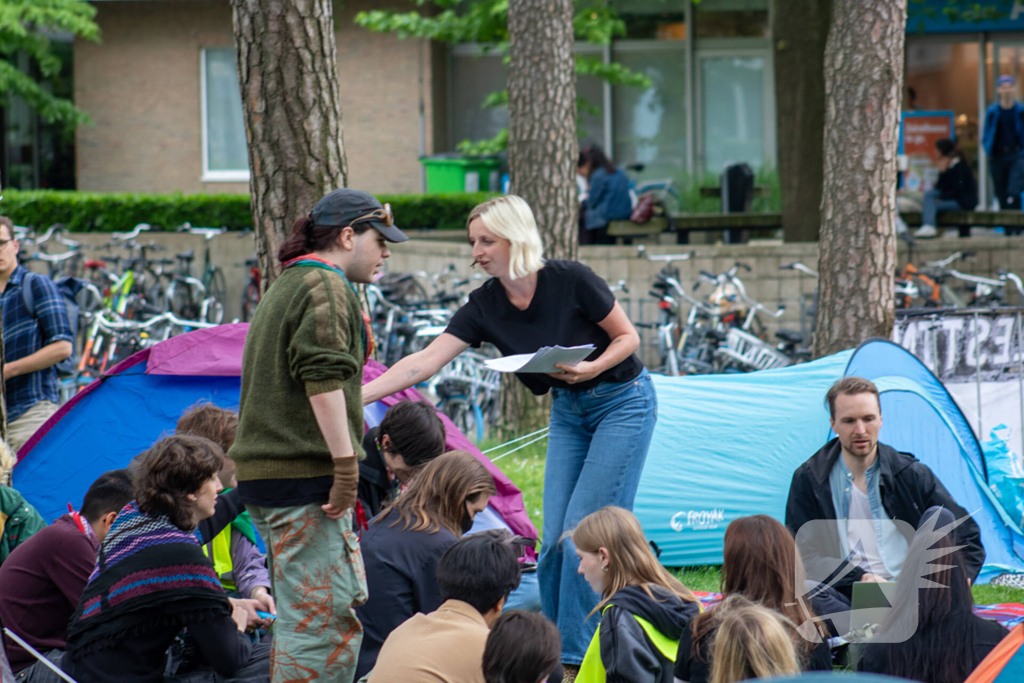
left=705, top=596, right=801, bottom=683
left=355, top=450, right=496, bottom=680
left=62, top=435, right=270, bottom=683
left=176, top=403, right=274, bottom=616
left=674, top=515, right=831, bottom=683
left=358, top=400, right=448, bottom=526
left=858, top=506, right=1008, bottom=683
left=369, top=534, right=523, bottom=683
left=573, top=506, right=701, bottom=682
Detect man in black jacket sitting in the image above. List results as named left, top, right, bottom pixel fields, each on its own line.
left=785, top=376, right=984, bottom=634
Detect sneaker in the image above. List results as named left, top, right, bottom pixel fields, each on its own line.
left=914, top=224, right=938, bottom=238
left=941, top=228, right=960, bottom=238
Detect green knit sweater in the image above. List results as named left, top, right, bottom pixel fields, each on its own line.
left=231, top=264, right=366, bottom=482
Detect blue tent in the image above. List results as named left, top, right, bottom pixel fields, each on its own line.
left=634, top=338, right=1024, bottom=582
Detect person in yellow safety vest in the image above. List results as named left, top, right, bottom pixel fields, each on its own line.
left=179, top=403, right=275, bottom=614
left=572, top=507, right=701, bottom=683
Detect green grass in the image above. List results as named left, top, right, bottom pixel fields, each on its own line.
left=484, top=434, right=1024, bottom=607
left=482, top=435, right=548, bottom=540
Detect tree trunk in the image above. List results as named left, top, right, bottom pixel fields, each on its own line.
left=813, top=0, right=904, bottom=358
left=773, top=0, right=831, bottom=243
left=506, top=0, right=578, bottom=261
left=501, top=0, right=578, bottom=435
left=230, top=0, right=348, bottom=290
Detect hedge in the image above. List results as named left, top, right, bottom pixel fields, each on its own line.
left=0, top=190, right=496, bottom=233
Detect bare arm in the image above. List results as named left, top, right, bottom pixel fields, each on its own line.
left=551, top=302, right=639, bottom=384
left=4, top=340, right=72, bottom=379
left=362, top=333, right=470, bottom=404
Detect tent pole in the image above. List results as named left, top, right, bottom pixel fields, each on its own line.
left=974, top=311, right=983, bottom=439
left=1017, top=311, right=1024, bottom=458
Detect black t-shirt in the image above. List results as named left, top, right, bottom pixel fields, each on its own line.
left=445, top=260, right=643, bottom=395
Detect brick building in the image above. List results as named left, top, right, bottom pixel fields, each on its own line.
left=70, top=0, right=446, bottom=195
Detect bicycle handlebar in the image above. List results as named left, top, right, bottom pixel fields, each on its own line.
left=925, top=251, right=967, bottom=269
left=27, top=251, right=78, bottom=262
left=177, top=225, right=227, bottom=240
left=112, top=224, right=152, bottom=241
left=781, top=262, right=820, bottom=278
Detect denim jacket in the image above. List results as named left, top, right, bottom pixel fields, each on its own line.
left=829, top=456, right=908, bottom=580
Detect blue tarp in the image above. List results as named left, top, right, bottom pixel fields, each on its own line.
left=634, top=339, right=1024, bottom=582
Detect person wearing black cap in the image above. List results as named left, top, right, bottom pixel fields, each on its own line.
left=229, top=188, right=407, bottom=683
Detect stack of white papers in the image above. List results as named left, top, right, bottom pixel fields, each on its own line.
left=484, top=345, right=596, bottom=373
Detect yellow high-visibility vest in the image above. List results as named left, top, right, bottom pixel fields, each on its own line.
left=202, top=526, right=236, bottom=592
left=576, top=603, right=680, bottom=683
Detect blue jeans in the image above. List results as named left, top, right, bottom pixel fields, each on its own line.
left=922, top=189, right=962, bottom=229
left=538, top=368, right=657, bottom=664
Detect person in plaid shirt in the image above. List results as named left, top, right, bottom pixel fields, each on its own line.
left=0, top=216, right=73, bottom=452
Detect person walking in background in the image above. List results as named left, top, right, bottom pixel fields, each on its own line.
left=0, top=215, right=74, bottom=452
left=230, top=188, right=407, bottom=683
left=578, top=147, right=633, bottom=245
left=363, top=195, right=657, bottom=672
left=983, top=75, right=1024, bottom=212
left=915, top=138, right=979, bottom=238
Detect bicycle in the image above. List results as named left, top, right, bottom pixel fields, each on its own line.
left=166, top=224, right=228, bottom=324
left=238, top=256, right=261, bottom=322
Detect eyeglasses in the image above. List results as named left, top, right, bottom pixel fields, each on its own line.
left=351, top=203, right=394, bottom=227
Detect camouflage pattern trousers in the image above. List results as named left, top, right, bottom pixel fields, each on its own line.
left=247, top=504, right=368, bottom=683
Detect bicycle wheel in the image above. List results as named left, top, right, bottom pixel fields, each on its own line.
left=169, top=280, right=199, bottom=321
left=204, top=267, right=227, bottom=324
left=241, top=281, right=260, bottom=322
left=442, top=397, right=483, bottom=443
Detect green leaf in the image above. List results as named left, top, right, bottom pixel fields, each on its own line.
left=0, top=0, right=100, bottom=129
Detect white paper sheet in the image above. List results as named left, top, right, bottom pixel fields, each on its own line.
left=484, top=345, right=596, bottom=373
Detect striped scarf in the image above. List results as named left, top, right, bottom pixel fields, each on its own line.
left=66, top=501, right=230, bottom=658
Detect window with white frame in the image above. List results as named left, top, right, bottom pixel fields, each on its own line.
left=201, top=48, right=249, bottom=181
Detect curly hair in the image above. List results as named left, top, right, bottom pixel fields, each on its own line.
left=175, top=403, right=239, bottom=454
left=134, top=435, right=224, bottom=530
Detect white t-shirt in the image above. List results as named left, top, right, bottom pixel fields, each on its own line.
left=847, top=484, right=893, bottom=580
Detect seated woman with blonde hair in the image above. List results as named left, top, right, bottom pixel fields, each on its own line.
left=706, top=595, right=801, bottom=683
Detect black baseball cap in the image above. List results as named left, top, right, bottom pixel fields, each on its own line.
left=310, top=189, right=408, bottom=243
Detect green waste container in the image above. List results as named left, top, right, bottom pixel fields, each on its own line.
left=420, top=155, right=502, bottom=194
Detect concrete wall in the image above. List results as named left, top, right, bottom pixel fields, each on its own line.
left=75, top=0, right=440, bottom=194
left=38, top=233, right=1024, bottom=364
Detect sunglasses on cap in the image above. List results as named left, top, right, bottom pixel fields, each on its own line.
left=351, top=203, right=394, bottom=228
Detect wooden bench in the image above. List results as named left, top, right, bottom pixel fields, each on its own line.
left=606, top=217, right=670, bottom=245
left=699, top=185, right=772, bottom=199
left=900, top=210, right=1024, bottom=233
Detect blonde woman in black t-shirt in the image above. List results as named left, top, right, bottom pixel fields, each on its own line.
left=363, top=195, right=657, bottom=669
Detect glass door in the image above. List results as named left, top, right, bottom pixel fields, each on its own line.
left=697, top=50, right=772, bottom=174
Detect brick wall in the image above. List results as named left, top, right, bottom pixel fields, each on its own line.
left=44, top=231, right=1024, bottom=364
left=75, top=0, right=439, bottom=194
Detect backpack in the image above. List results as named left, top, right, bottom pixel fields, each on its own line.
left=20, top=271, right=85, bottom=377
